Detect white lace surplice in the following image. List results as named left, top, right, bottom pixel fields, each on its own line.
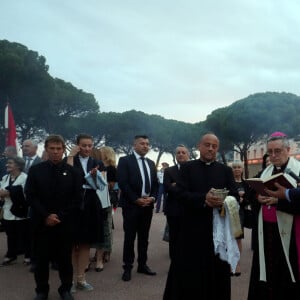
left=213, top=196, right=240, bottom=272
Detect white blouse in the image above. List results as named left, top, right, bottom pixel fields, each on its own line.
left=0, top=172, right=27, bottom=221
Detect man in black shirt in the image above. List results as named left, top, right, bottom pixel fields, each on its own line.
left=25, top=135, right=81, bottom=300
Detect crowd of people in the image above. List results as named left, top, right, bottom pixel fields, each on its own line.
left=1, top=131, right=300, bottom=300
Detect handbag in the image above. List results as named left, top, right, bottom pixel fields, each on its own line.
left=0, top=206, right=3, bottom=220
left=109, top=190, right=119, bottom=208
left=6, top=185, right=29, bottom=218
left=244, top=206, right=253, bottom=229
left=162, top=222, right=169, bottom=242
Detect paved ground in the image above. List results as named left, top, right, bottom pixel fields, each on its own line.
left=0, top=209, right=252, bottom=300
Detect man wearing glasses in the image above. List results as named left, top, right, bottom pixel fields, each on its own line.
left=248, top=131, right=300, bottom=299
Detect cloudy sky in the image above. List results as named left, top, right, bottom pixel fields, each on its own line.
left=1, top=0, right=300, bottom=123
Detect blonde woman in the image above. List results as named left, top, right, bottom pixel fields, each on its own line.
left=91, top=146, right=117, bottom=271
left=231, top=160, right=251, bottom=276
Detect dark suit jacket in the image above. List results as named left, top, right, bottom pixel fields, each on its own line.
left=25, top=160, right=82, bottom=231
left=276, top=187, right=300, bottom=214
left=32, top=156, right=42, bottom=166
left=117, top=154, right=158, bottom=208
left=163, top=165, right=183, bottom=216
left=23, top=155, right=42, bottom=174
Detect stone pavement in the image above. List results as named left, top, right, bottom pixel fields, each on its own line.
left=0, top=209, right=252, bottom=300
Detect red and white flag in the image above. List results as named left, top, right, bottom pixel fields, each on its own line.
left=4, top=103, right=17, bottom=147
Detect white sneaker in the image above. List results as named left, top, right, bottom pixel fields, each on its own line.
left=71, top=283, right=77, bottom=294
left=76, top=281, right=94, bottom=291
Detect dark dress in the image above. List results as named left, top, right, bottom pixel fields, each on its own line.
left=163, top=159, right=239, bottom=300
left=71, top=155, right=105, bottom=245
left=235, top=179, right=251, bottom=238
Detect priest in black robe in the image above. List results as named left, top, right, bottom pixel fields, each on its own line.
left=163, top=133, right=239, bottom=300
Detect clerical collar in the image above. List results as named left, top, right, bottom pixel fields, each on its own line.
left=199, top=159, right=215, bottom=166
left=273, top=158, right=289, bottom=174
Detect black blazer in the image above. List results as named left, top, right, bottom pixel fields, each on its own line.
left=117, top=154, right=158, bottom=208
left=25, top=160, right=82, bottom=230
left=31, top=156, right=42, bottom=166
left=163, top=165, right=183, bottom=217
left=276, top=187, right=300, bottom=214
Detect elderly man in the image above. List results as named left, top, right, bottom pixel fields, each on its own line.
left=163, top=144, right=190, bottom=259
left=22, top=139, right=42, bottom=173
left=163, top=133, right=239, bottom=300
left=22, top=139, right=43, bottom=271
left=248, top=132, right=300, bottom=300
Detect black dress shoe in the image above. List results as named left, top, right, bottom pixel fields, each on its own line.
left=137, top=265, right=156, bottom=275
left=122, top=269, right=131, bottom=281
left=59, top=291, right=74, bottom=300
left=34, top=293, right=48, bottom=300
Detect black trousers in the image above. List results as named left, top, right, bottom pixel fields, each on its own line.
left=3, top=218, right=31, bottom=259
left=122, top=206, right=153, bottom=269
left=33, top=225, right=73, bottom=295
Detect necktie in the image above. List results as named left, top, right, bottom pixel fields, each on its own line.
left=141, top=157, right=150, bottom=194
left=25, top=157, right=32, bottom=173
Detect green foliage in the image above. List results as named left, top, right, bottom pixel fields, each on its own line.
left=2, top=39, right=300, bottom=168
left=0, top=39, right=99, bottom=147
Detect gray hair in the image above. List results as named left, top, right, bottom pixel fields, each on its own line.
left=23, top=139, right=39, bottom=148
left=267, top=136, right=290, bottom=148
left=7, top=156, right=25, bottom=172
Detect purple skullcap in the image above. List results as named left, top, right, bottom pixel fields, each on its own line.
left=269, top=131, right=287, bottom=137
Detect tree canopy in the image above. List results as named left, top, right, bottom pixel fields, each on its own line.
left=1, top=39, right=300, bottom=169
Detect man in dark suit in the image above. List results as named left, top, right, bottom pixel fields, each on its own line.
left=25, top=134, right=81, bottom=300
left=22, top=139, right=43, bottom=270
left=163, top=144, right=190, bottom=260
left=22, top=139, right=42, bottom=173
left=117, top=135, right=159, bottom=281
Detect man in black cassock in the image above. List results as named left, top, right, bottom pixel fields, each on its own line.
left=163, top=133, right=238, bottom=300
left=25, top=135, right=81, bottom=300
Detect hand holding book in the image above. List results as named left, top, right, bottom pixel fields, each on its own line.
left=246, top=172, right=294, bottom=196
left=265, top=182, right=287, bottom=200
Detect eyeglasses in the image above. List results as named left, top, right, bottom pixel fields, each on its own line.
left=267, top=148, right=284, bottom=155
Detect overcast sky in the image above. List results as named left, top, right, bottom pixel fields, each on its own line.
left=1, top=0, right=300, bottom=123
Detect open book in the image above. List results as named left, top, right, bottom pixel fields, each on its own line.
left=245, top=172, right=294, bottom=196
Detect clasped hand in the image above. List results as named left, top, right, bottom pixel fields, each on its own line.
left=136, top=196, right=153, bottom=207
left=257, top=194, right=278, bottom=206
left=45, top=214, right=61, bottom=226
